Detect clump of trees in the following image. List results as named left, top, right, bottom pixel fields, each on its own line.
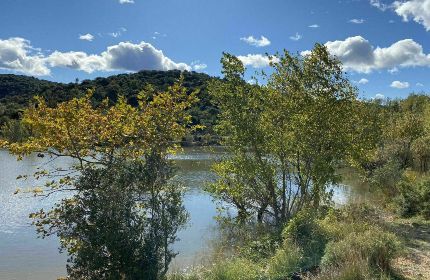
left=1, top=78, right=197, bottom=279
left=208, top=44, right=366, bottom=228
left=358, top=94, right=430, bottom=218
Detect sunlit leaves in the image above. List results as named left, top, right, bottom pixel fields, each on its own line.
left=1, top=76, right=197, bottom=165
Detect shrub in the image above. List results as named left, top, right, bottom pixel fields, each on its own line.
left=395, top=178, right=430, bottom=219
left=319, top=204, right=381, bottom=241
left=368, top=159, right=403, bottom=194
left=266, top=242, right=302, bottom=280
left=309, top=260, right=392, bottom=280
left=239, top=234, right=281, bottom=262
left=321, top=227, right=401, bottom=272
left=206, top=258, right=264, bottom=280
left=282, top=210, right=328, bottom=269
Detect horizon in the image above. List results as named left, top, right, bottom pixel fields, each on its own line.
left=0, top=0, right=429, bottom=99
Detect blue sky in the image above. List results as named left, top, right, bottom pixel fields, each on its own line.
left=0, top=0, right=429, bottom=99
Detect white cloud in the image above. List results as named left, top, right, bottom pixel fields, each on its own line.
left=47, top=51, right=106, bottom=73
left=417, top=82, right=424, bottom=86
left=79, top=33, right=94, bottom=41
left=97, top=41, right=190, bottom=72
left=374, top=93, right=385, bottom=99
left=390, top=80, right=410, bottom=89
left=119, top=0, right=134, bottom=4
left=109, top=32, right=121, bottom=38
left=393, top=0, right=430, bottom=31
left=289, top=32, right=302, bottom=41
left=370, top=0, right=391, bottom=11
left=240, top=35, right=271, bottom=47
left=349, top=18, right=365, bottom=24
left=309, top=24, right=320, bottom=28
left=191, top=60, right=207, bottom=71
left=0, top=37, right=50, bottom=76
left=317, top=36, right=430, bottom=73
left=357, top=78, right=369, bottom=84
left=0, top=37, right=190, bottom=75
left=388, top=67, right=399, bottom=74
left=237, top=54, right=279, bottom=68
left=370, top=0, right=430, bottom=31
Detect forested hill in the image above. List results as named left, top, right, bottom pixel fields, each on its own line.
left=0, top=70, right=219, bottom=144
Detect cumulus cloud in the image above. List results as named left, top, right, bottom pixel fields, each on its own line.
left=237, top=54, right=279, bottom=68
left=393, top=0, right=430, bottom=31
left=370, top=0, right=430, bottom=31
left=315, top=36, right=430, bottom=73
left=79, top=33, right=94, bottom=41
left=349, top=18, right=365, bottom=24
left=309, top=24, right=320, bottom=28
left=391, top=80, right=410, bottom=88
left=119, top=0, right=134, bottom=4
left=47, top=51, right=106, bottom=73
left=240, top=35, right=271, bottom=47
left=99, top=41, right=190, bottom=72
left=289, top=32, right=302, bottom=41
left=0, top=37, right=190, bottom=75
left=357, top=78, right=369, bottom=84
left=374, top=93, right=385, bottom=99
left=0, top=37, right=50, bottom=76
left=191, top=60, right=207, bottom=71
left=417, top=82, right=424, bottom=86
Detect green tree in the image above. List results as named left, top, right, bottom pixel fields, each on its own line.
left=1, top=77, right=197, bottom=279
left=33, top=158, right=188, bottom=280
left=208, top=44, right=360, bottom=227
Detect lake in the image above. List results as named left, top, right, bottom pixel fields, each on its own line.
left=0, top=147, right=370, bottom=279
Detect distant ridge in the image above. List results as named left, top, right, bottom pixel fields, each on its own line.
left=0, top=70, right=219, bottom=145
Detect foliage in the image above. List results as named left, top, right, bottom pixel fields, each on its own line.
left=2, top=77, right=196, bottom=163
left=361, top=95, right=430, bottom=191
left=307, top=260, right=390, bottom=280
left=395, top=177, right=430, bottom=219
left=33, top=159, right=188, bottom=279
left=0, top=71, right=218, bottom=145
left=205, top=258, right=264, bottom=280
left=266, top=242, right=303, bottom=280
left=0, top=119, right=31, bottom=142
left=2, top=77, right=197, bottom=279
left=321, top=227, right=401, bottom=273
left=208, top=44, right=361, bottom=229
left=282, top=210, right=328, bottom=269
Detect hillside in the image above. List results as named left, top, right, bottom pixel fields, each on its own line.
left=0, top=70, right=219, bottom=144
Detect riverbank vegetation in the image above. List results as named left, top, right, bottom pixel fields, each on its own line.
left=1, top=44, right=430, bottom=279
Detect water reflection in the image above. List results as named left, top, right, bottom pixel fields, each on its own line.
left=0, top=147, right=370, bottom=279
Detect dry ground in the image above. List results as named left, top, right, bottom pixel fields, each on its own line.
left=388, top=217, right=430, bottom=280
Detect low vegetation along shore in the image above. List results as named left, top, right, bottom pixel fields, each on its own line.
left=1, top=45, right=430, bottom=279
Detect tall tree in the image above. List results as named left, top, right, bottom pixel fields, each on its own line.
left=1, top=77, right=197, bottom=279
left=208, top=45, right=360, bottom=227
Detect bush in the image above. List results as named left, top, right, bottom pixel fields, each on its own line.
left=319, top=204, right=381, bottom=241
left=266, top=242, right=302, bottom=280
left=368, top=159, right=403, bottom=193
left=206, top=258, right=263, bottom=280
left=321, top=227, right=401, bottom=272
left=309, top=260, right=392, bottom=280
left=395, top=178, right=430, bottom=219
left=282, top=210, right=328, bottom=269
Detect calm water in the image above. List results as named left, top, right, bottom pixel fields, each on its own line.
left=0, top=147, right=369, bottom=279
